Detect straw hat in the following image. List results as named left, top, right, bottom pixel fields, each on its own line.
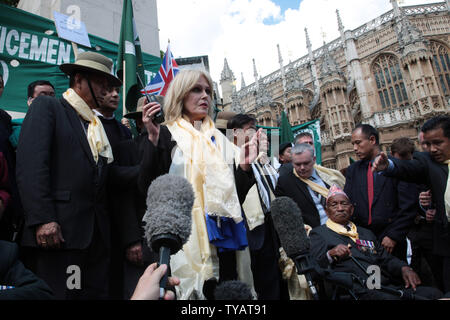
left=124, top=95, right=165, bottom=120
left=60, top=51, right=122, bottom=86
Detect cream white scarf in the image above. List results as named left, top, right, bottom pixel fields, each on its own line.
left=63, top=88, right=113, bottom=164
left=166, top=116, right=242, bottom=223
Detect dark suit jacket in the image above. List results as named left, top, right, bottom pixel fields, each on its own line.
left=0, top=240, right=53, bottom=300
left=111, top=133, right=148, bottom=249
left=387, top=152, right=450, bottom=257
left=310, top=225, right=407, bottom=287
left=278, top=162, right=293, bottom=177
left=16, top=96, right=137, bottom=250
left=275, top=170, right=328, bottom=228
left=344, top=159, right=417, bottom=243
left=99, top=117, right=132, bottom=152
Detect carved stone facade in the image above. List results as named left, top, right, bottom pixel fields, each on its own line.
left=220, top=1, right=450, bottom=170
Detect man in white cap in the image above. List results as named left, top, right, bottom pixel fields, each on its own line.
left=16, top=51, right=124, bottom=299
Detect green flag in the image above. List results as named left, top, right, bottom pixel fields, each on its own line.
left=280, top=110, right=294, bottom=144
left=117, top=0, right=145, bottom=113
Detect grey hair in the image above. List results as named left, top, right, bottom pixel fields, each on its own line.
left=292, top=143, right=315, bottom=158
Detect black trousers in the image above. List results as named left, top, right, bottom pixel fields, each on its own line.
left=249, top=219, right=289, bottom=300
left=26, top=222, right=110, bottom=300
left=408, top=221, right=436, bottom=287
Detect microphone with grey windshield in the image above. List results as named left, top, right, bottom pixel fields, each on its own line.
left=214, top=280, right=254, bottom=300
left=271, top=196, right=320, bottom=300
left=143, top=174, right=194, bottom=299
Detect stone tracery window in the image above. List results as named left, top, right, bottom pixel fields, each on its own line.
left=372, top=54, right=409, bottom=109
left=430, top=41, right=450, bottom=98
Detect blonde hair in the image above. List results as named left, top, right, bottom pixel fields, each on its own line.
left=163, top=69, right=214, bottom=124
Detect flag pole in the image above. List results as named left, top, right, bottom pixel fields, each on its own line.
left=123, top=60, right=126, bottom=117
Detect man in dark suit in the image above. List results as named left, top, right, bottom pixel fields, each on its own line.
left=344, top=124, right=417, bottom=262
left=16, top=52, right=129, bottom=299
left=275, top=143, right=330, bottom=229
left=372, top=115, right=450, bottom=293
left=310, top=186, right=442, bottom=300
left=93, top=84, right=132, bottom=299
left=278, top=132, right=345, bottom=188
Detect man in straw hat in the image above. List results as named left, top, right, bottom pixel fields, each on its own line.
left=309, top=185, right=442, bottom=300
left=16, top=51, right=126, bottom=299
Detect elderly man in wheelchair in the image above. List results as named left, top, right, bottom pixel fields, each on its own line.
left=308, top=186, right=443, bottom=300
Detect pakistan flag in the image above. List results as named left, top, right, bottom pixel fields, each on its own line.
left=117, top=0, right=145, bottom=113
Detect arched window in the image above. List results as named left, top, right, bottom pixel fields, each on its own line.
left=430, top=41, right=450, bottom=98
left=372, top=54, right=409, bottom=109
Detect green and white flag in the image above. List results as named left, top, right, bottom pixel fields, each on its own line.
left=117, top=0, right=145, bottom=113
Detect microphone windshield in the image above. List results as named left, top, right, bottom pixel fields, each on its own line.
left=214, top=281, right=254, bottom=300
left=271, top=196, right=310, bottom=257
left=143, top=174, right=194, bottom=251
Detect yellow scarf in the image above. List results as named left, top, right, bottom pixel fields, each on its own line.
left=314, top=164, right=346, bottom=189
left=326, top=219, right=359, bottom=242
left=167, top=116, right=242, bottom=222
left=63, top=88, right=113, bottom=164
left=293, top=168, right=329, bottom=198
left=445, top=160, right=450, bottom=222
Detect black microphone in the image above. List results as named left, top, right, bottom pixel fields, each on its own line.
left=214, top=280, right=254, bottom=300
left=271, top=196, right=320, bottom=300
left=143, top=174, right=194, bottom=299
left=136, top=72, right=165, bottom=124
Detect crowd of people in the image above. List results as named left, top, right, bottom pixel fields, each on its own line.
left=0, top=51, right=449, bottom=300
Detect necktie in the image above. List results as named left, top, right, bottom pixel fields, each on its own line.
left=367, top=162, right=374, bottom=225
left=445, top=160, right=450, bottom=222
left=310, top=176, right=327, bottom=208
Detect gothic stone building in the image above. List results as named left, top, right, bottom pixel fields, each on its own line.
left=219, top=0, right=450, bottom=170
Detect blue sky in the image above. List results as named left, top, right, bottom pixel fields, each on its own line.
left=276, top=0, right=303, bottom=12
left=264, top=0, right=303, bottom=25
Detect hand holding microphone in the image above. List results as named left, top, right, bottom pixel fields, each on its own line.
left=142, top=174, right=194, bottom=299
left=131, top=263, right=180, bottom=300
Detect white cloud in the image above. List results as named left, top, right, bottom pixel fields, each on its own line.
left=156, top=0, right=441, bottom=95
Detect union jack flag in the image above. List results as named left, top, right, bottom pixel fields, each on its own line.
left=142, top=44, right=179, bottom=96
